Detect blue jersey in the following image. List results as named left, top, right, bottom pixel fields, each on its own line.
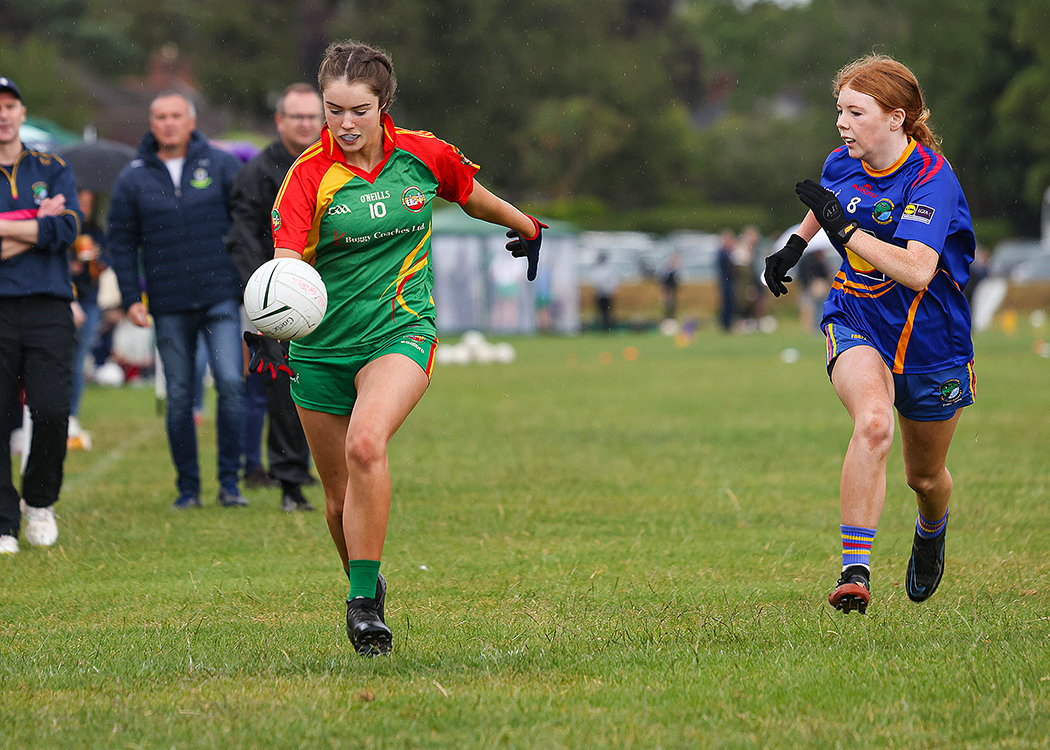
left=0, top=145, right=81, bottom=300
left=819, top=140, right=975, bottom=374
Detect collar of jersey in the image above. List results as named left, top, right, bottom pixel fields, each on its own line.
left=320, top=113, right=397, bottom=183
left=861, top=137, right=916, bottom=178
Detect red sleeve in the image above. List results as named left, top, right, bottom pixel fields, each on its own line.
left=271, top=145, right=327, bottom=254
left=395, top=128, right=480, bottom=206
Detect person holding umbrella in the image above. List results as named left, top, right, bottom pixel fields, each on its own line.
left=66, top=187, right=110, bottom=449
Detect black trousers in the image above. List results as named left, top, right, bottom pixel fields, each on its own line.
left=0, top=296, right=74, bottom=536
left=263, top=340, right=312, bottom=487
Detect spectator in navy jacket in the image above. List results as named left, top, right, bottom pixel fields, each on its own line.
left=108, top=92, right=247, bottom=510
left=0, top=76, right=82, bottom=554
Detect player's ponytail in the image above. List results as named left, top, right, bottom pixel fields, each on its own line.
left=910, top=107, right=942, bottom=154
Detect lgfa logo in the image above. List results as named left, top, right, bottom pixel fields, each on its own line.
left=402, top=186, right=426, bottom=213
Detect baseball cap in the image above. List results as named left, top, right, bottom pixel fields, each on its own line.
left=0, top=77, right=22, bottom=101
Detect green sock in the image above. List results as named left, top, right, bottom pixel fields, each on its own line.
left=347, top=559, right=382, bottom=600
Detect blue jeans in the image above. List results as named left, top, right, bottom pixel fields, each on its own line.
left=242, top=370, right=268, bottom=473
left=153, top=299, right=244, bottom=497
left=71, top=301, right=101, bottom=418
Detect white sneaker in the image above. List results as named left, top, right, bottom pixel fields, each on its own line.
left=0, top=535, right=18, bottom=554
left=23, top=504, right=58, bottom=546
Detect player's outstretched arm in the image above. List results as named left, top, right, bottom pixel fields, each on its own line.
left=462, top=181, right=547, bottom=281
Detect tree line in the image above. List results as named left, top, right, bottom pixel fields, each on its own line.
left=2, top=0, right=1046, bottom=241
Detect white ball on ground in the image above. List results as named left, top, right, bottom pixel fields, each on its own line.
left=491, top=342, right=516, bottom=363
left=459, top=330, right=488, bottom=358
left=95, top=361, right=126, bottom=387
left=474, top=343, right=497, bottom=364
left=659, top=318, right=680, bottom=336
left=442, top=343, right=471, bottom=365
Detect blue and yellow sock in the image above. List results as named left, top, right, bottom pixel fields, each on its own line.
left=346, top=559, right=381, bottom=600
left=841, top=524, right=877, bottom=570
left=916, top=506, right=948, bottom=539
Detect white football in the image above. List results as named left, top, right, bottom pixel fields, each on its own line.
left=244, top=258, right=328, bottom=340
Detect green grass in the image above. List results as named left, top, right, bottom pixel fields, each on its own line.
left=2, top=323, right=1049, bottom=749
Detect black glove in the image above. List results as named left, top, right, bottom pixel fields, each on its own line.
left=763, top=234, right=808, bottom=298
left=505, top=215, right=549, bottom=282
left=244, top=331, right=295, bottom=381
left=795, top=179, right=859, bottom=244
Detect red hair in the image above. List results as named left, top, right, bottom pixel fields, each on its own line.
left=833, top=54, right=941, bottom=154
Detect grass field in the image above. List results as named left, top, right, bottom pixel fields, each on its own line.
left=2, top=321, right=1049, bottom=749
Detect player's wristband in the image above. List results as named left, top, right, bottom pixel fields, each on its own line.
left=523, top=214, right=542, bottom=241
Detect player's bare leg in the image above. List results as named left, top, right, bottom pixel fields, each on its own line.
left=828, top=346, right=895, bottom=612
left=296, top=354, right=427, bottom=654
left=343, top=353, right=429, bottom=559
left=296, top=408, right=353, bottom=566
left=900, top=411, right=960, bottom=602
left=340, top=353, right=428, bottom=654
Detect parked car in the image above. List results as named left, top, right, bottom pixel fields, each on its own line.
left=989, top=238, right=1044, bottom=278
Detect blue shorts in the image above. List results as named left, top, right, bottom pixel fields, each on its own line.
left=825, top=323, right=976, bottom=422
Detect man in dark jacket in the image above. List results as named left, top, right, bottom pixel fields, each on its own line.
left=228, top=83, right=322, bottom=513
left=0, top=76, right=82, bottom=553
left=108, top=92, right=246, bottom=510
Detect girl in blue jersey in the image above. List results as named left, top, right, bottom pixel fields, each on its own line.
left=764, top=55, right=976, bottom=614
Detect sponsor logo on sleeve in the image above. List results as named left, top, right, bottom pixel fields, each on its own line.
left=271, top=209, right=281, bottom=232
left=902, top=203, right=935, bottom=224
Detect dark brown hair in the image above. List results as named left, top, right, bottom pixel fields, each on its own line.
left=317, top=41, right=396, bottom=111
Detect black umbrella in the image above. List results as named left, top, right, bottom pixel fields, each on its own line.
left=58, top=139, right=137, bottom=193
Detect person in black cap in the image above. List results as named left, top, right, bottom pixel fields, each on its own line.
left=0, top=76, right=83, bottom=555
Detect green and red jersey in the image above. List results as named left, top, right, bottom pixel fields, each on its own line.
left=272, top=115, right=479, bottom=357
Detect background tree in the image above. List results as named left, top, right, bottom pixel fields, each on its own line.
left=0, top=0, right=1045, bottom=239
